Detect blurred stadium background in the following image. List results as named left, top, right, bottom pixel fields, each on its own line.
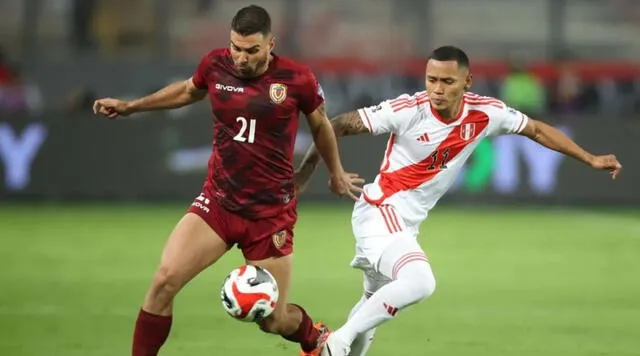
left=1, top=1, right=639, bottom=355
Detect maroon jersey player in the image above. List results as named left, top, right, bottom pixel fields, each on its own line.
left=93, top=5, right=362, bottom=356
left=190, top=45, right=329, bottom=219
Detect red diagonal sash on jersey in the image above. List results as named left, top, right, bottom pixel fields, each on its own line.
left=364, top=111, right=490, bottom=205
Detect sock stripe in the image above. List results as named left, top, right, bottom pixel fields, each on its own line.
left=393, top=256, right=429, bottom=280
left=392, top=252, right=425, bottom=273
left=393, top=252, right=424, bottom=272
left=391, top=252, right=424, bottom=279
left=392, top=252, right=429, bottom=280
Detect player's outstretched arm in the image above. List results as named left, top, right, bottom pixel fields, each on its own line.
left=295, top=110, right=368, bottom=194
left=93, top=77, right=207, bottom=119
left=519, top=118, right=622, bottom=179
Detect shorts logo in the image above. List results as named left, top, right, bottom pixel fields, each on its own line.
left=269, top=83, right=287, bottom=104
left=272, top=230, right=287, bottom=248
left=191, top=193, right=210, bottom=213
left=195, top=193, right=210, bottom=204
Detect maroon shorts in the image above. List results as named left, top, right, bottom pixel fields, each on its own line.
left=186, top=192, right=297, bottom=261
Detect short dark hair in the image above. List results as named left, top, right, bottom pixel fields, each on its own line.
left=430, top=46, right=470, bottom=69
left=231, top=5, right=271, bottom=36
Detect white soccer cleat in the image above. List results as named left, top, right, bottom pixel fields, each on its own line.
left=320, top=333, right=351, bottom=356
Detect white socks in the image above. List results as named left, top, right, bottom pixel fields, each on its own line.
left=345, top=296, right=376, bottom=356
left=334, top=258, right=436, bottom=348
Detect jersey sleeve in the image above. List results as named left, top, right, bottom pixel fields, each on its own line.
left=357, top=94, right=418, bottom=135
left=487, top=104, right=529, bottom=136
left=191, top=53, right=211, bottom=90
left=298, top=69, right=325, bottom=115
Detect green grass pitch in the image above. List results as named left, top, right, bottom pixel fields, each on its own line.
left=1, top=203, right=639, bottom=356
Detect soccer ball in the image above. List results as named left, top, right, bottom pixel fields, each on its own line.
left=220, top=265, right=279, bottom=322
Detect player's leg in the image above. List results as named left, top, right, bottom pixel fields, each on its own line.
left=345, top=270, right=387, bottom=356
left=347, top=322, right=375, bottom=356
left=239, top=207, right=327, bottom=354
left=132, top=208, right=230, bottom=356
left=247, top=254, right=327, bottom=353
left=324, top=235, right=436, bottom=356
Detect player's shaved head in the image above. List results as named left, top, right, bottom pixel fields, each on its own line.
left=231, top=5, right=272, bottom=36
left=429, top=46, right=470, bottom=69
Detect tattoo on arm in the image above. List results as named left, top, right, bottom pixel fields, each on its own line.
left=332, top=110, right=370, bottom=136
left=295, top=109, right=369, bottom=183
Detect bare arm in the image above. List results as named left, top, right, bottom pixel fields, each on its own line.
left=127, top=77, right=207, bottom=113
left=519, top=118, right=622, bottom=178
left=93, top=77, right=207, bottom=119
left=296, top=110, right=369, bottom=191
left=305, top=103, right=346, bottom=176
left=519, top=118, right=594, bottom=165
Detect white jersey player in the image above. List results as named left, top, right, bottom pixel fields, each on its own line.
left=294, top=46, right=622, bottom=356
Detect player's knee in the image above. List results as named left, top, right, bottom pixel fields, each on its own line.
left=397, top=261, right=436, bottom=302
left=411, top=262, right=436, bottom=301
left=152, top=265, right=184, bottom=298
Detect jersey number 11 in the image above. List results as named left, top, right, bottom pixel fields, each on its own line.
left=427, top=148, right=450, bottom=170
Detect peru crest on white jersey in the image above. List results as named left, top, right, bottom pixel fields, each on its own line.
left=357, top=91, right=528, bottom=232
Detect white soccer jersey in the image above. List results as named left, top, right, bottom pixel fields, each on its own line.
left=356, top=91, right=528, bottom=235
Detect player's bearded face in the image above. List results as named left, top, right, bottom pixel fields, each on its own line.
left=425, top=60, right=471, bottom=115
left=230, top=31, right=274, bottom=77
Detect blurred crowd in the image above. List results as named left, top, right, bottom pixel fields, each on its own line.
left=494, top=57, right=640, bottom=121
left=0, top=0, right=638, bottom=118
left=0, top=48, right=42, bottom=116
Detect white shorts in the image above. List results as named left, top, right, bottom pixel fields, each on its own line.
left=350, top=199, right=426, bottom=280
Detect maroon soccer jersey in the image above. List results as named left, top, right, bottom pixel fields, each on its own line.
left=191, top=48, right=324, bottom=219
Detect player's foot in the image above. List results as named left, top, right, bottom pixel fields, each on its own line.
left=320, top=333, right=351, bottom=356
left=299, top=322, right=331, bottom=356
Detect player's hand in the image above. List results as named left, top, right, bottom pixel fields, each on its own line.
left=93, top=98, right=133, bottom=119
left=329, top=172, right=365, bottom=201
left=589, top=154, right=622, bottom=179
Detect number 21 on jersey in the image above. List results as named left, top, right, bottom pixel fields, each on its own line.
left=233, top=116, right=256, bottom=143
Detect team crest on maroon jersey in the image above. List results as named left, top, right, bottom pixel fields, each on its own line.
left=269, top=83, right=287, bottom=104
left=272, top=230, right=287, bottom=248
left=459, top=123, right=476, bottom=141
